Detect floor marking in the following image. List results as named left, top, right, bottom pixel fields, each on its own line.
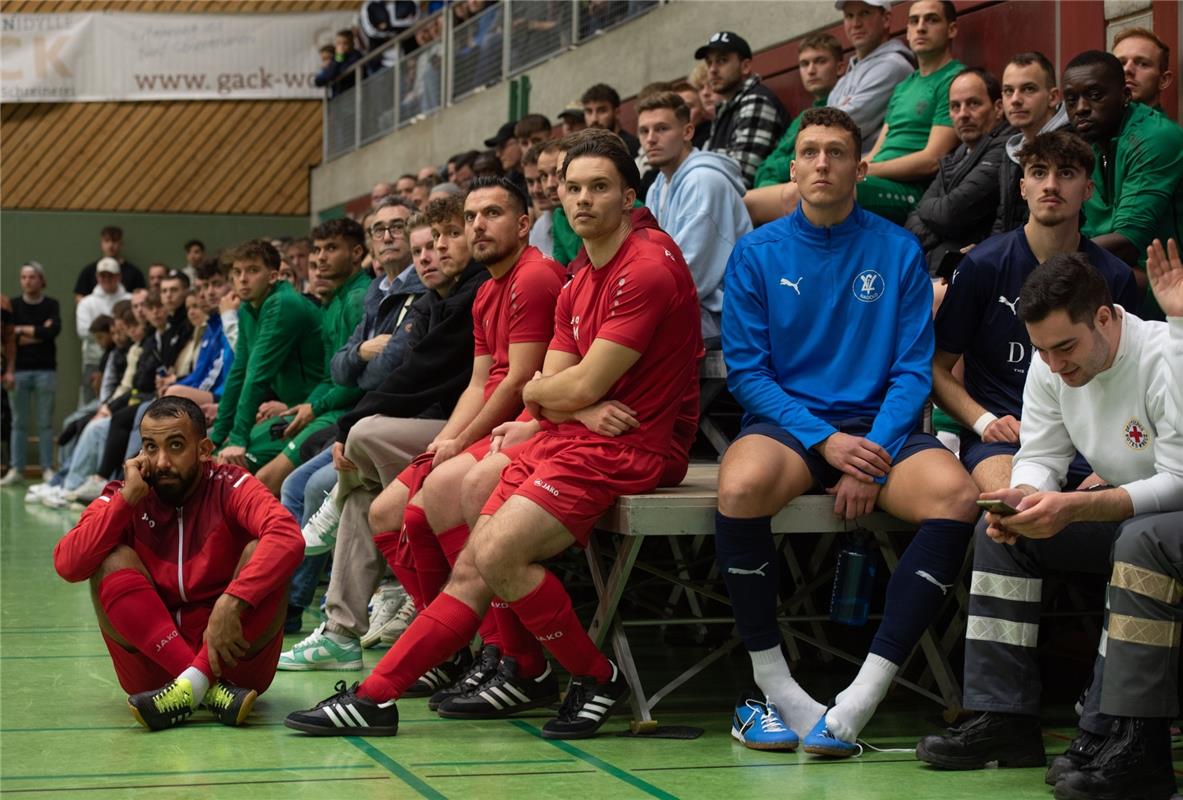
left=0, top=775, right=386, bottom=794
left=345, top=736, right=446, bottom=799
left=425, top=769, right=596, bottom=779
left=410, top=758, right=576, bottom=767
left=508, top=720, right=677, bottom=800
left=3, top=764, right=377, bottom=782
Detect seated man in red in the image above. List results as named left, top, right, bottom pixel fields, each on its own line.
left=286, top=131, right=703, bottom=739
left=53, top=396, right=304, bottom=731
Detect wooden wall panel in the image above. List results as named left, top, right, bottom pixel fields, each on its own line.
left=0, top=0, right=358, bottom=214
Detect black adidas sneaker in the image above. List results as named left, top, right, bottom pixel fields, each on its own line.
left=403, top=646, right=473, bottom=698
left=429, top=645, right=501, bottom=711
left=540, top=660, right=629, bottom=739
left=438, top=657, right=560, bottom=719
left=284, top=680, right=398, bottom=736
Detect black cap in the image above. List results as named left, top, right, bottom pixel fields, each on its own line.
left=694, top=31, right=753, bottom=60
left=484, top=121, right=517, bottom=148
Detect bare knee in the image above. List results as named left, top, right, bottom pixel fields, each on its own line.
left=927, top=476, right=981, bottom=523
left=718, top=468, right=786, bottom=518
left=368, top=489, right=405, bottom=534
left=470, top=523, right=517, bottom=591
left=89, top=545, right=148, bottom=585
left=459, top=458, right=506, bottom=526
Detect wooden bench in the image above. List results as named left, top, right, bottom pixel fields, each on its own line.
left=587, top=463, right=967, bottom=726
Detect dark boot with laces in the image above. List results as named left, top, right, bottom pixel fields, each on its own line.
left=540, top=659, right=629, bottom=740
left=915, top=711, right=1046, bottom=770
left=403, top=645, right=473, bottom=698
left=1054, top=717, right=1176, bottom=800
left=1045, top=727, right=1109, bottom=786
left=428, top=645, right=500, bottom=711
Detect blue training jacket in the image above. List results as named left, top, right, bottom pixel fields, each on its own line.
left=176, top=313, right=234, bottom=400
left=722, top=203, right=934, bottom=474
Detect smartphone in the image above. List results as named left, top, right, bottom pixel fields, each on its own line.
left=934, top=248, right=964, bottom=281
left=976, top=499, right=1019, bottom=516
left=269, top=420, right=288, bottom=441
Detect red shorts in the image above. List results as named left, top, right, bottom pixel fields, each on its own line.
left=395, top=439, right=496, bottom=497
left=480, top=433, right=667, bottom=545
left=101, top=597, right=285, bottom=695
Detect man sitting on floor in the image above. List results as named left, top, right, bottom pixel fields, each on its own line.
left=916, top=254, right=1183, bottom=800
left=52, top=396, right=303, bottom=731
left=285, top=131, right=702, bottom=740
left=716, top=106, right=980, bottom=753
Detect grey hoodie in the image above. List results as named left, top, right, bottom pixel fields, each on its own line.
left=992, top=104, right=1070, bottom=233
left=646, top=149, right=752, bottom=342
left=828, top=38, right=917, bottom=154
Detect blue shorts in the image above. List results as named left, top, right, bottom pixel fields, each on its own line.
left=736, top=417, right=945, bottom=490
left=958, top=431, right=1094, bottom=488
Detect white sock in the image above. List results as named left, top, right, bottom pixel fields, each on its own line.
left=826, top=653, right=899, bottom=742
left=749, top=646, right=824, bottom=736
left=179, top=666, right=210, bottom=709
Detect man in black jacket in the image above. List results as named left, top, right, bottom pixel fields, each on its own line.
left=277, top=198, right=489, bottom=669
left=905, top=67, right=1013, bottom=275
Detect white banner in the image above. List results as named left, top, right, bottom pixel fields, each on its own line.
left=0, top=12, right=357, bottom=103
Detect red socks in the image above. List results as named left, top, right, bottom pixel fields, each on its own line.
left=437, top=523, right=469, bottom=566
left=404, top=504, right=451, bottom=604
left=508, top=570, right=611, bottom=682
left=490, top=599, right=546, bottom=678
left=357, top=593, right=480, bottom=702
left=375, top=529, right=424, bottom=610
left=98, top=569, right=196, bottom=677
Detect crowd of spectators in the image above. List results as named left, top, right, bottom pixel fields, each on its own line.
left=6, top=3, right=1182, bottom=798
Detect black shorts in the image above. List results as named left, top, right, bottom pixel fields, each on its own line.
left=958, top=431, right=1095, bottom=488
left=736, top=417, right=945, bottom=490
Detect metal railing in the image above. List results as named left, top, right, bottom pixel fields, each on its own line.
left=324, top=0, right=660, bottom=162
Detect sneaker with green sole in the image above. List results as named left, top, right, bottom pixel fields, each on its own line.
left=204, top=680, right=258, bottom=726
left=278, top=623, right=363, bottom=671
left=127, top=677, right=196, bottom=731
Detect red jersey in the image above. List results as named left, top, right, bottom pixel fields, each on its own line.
left=546, top=210, right=703, bottom=455
left=471, top=245, right=566, bottom=400
left=54, top=462, right=304, bottom=623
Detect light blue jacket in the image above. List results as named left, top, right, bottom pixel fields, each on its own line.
left=723, top=203, right=933, bottom=476
left=646, top=149, right=752, bottom=341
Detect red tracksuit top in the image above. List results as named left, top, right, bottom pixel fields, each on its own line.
left=53, top=462, right=303, bottom=622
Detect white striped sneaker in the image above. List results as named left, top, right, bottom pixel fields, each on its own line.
left=284, top=680, right=398, bottom=736
left=540, top=659, right=629, bottom=740
left=437, top=656, right=559, bottom=719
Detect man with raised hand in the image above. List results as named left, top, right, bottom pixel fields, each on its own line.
left=933, top=131, right=1140, bottom=494
left=285, top=131, right=701, bottom=741
left=53, top=397, right=303, bottom=731
left=716, top=106, right=980, bottom=754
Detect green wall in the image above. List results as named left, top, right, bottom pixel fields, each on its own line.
left=1, top=209, right=313, bottom=451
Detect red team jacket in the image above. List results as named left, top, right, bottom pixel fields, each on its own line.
left=54, top=462, right=303, bottom=627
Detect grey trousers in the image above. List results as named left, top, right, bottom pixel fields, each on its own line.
left=1097, top=511, right=1183, bottom=718
left=324, top=415, right=445, bottom=638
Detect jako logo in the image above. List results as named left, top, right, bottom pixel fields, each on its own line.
left=534, top=479, right=560, bottom=497
left=155, top=630, right=178, bottom=652
left=536, top=631, right=565, bottom=642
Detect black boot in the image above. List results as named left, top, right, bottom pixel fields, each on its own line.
left=1045, top=728, right=1109, bottom=786
left=1054, top=717, right=1176, bottom=800
left=916, top=711, right=1046, bottom=770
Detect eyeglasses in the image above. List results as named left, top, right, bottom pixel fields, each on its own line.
left=369, top=221, right=407, bottom=238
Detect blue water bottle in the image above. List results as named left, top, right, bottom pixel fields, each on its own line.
left=830, top=533, right=876, bottom=626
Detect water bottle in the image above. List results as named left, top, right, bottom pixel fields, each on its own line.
left=830, top=533, right=876, bottom=626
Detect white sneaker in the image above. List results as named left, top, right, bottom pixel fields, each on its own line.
left=0, top=469, right=24, bottom=486
left=302, top=489, right=342, bottom=556
left=41, top=486, right=72, bottom=508
left=360, top=585, right=411, bottom=649
left=24, top=482, right=53, bottom=503
left=72, top=475, right=108, bottom=503
left=376, top=594, right=418, bottom=647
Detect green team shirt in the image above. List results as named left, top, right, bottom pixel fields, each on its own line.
left=872, top=58, right=962, bottom=164
left=754, top=96, right=828, bottom=189
left=307, top=269, right=371, bottom=416
left=1082, top=102, right=1183, bottom=265
left=211, top=280, right=325, bottom=448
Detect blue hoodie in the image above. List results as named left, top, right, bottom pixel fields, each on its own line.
left=722, top=203, right=933, bottom=474
left=176, top=313, right=234, bottom=399
left=646, top=149, right=752, bottom=341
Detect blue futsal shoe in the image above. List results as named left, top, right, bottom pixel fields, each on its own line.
left=730, top=691, right=799, bottom=751
left=802, top=712, right=860, bottom=757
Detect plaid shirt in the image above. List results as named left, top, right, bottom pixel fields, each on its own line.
left=706, top=76, right=787, bottom=189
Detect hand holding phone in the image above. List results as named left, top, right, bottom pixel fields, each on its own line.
left=976, top=498, right=1019, bottom=516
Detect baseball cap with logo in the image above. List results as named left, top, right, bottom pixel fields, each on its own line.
left=96, top=257, right=121, bottom=275
left=694, top=31, right=753, bottom=61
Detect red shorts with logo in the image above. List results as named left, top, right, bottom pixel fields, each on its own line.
left=100, top=590, right=285, bottom=695
left=395, top=438, right=497, bottom=498
left=480, top=433, right=670, bottom=545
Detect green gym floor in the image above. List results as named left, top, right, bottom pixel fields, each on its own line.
left=2, top=487, right=1177, bottom=799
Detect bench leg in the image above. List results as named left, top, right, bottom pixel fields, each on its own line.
left=585, top=533, right=652, bottom=722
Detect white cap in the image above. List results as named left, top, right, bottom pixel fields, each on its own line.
left=96, top=257, right=121, bottom=275
left=834, top=0, right=893, bottom=9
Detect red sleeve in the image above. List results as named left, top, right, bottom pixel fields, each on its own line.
left=593, top=261, right=674, bottom=353
left=221, top=471, right=305, bottom=608
left=507, top=264, right=563, bottom=344
left=548, top=281, right=577, bottom=355
left=472, top=284, right=491, bottom=357
left=53, top=482, right=134, bottom=583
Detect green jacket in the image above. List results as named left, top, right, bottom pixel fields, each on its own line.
left=551, top=206, right=581, bottom=266
left=754, top=96, right=828, bottom=189
left=307, top=269, right=371, bottom=416
left=1082, top=102, right=1183, bottom=264
left=211, top=280, right=325, bottom=447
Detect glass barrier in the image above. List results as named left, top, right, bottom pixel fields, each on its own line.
left=451, top=2, right=504, bottom=101
left=509, top=1, right=573, bottom=74
left=360, top=64, right=396, bottom=144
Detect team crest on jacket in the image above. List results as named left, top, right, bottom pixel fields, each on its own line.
left=852, top=270, right=884, bottom=302
left=1123, top=418, right=1150, bottom=450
